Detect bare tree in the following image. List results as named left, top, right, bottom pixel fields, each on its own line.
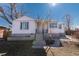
left=65, top=14, right=72, bottom=35
left=0, top=3, right=29, bottom=26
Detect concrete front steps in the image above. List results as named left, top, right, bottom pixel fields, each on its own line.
left=32, top=39, right=46, bottom=48
left=32, top=33, right=46, bottom=48
left=32, top=33, right=63, bottom=48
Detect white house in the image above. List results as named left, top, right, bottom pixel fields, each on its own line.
left=12, top=16, right=36, bottom=35
left=12, top=16, right=65, bottom=37
left=48, top=21, right=65, bottom=35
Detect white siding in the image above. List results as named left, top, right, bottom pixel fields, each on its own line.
left=48, top=28, right=65, bottom=34
left=12, top=16, right=36, bottom=34
left=48, top=22, right=65, bottom=34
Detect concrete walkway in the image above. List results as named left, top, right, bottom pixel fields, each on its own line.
left=32, top=33, right=46, bottom=48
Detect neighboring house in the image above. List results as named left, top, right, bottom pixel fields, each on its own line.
left=0, top=26, right=8, bottom=40
left=12, top=16, right=65, bottom=37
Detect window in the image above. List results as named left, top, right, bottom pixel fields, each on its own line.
left=20, top=22, right=29, bottom=30
left=50, top=23, right=57, bottom=28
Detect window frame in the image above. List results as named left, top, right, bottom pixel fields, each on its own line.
left=50, top=23, right=57, bottom=28
left=20, top=22, right=29, bottom=30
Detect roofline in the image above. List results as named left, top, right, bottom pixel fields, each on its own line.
left=0, top=25, right=9, bottom=29
left=13, top=16, right=35, bottom=21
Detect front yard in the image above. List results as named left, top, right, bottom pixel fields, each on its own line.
left=0, top=35, right=79, bottom=56
left=45, top=35, right=79, bottom=56
left=0, top=40, right=46, bottom=56
left=45, top=43, right=79, bottom=56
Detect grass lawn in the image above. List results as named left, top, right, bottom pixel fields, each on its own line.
left=0, top=40, right=46, bottom=56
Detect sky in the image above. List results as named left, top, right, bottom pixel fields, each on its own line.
left=0, top=3, right=79, bottom=29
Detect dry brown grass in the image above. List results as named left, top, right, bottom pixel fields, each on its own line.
left=45, top=41, right=79, bottom=56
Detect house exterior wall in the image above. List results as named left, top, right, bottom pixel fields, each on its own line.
left=0, top=29, right=4, bottom=38
left=12, top=16, right=65, bottom=35
left=12, top=20, right=36, bottom=34
left=48, top=28, right=65, bottom=34
left=48, top=22, right=65, bottom=34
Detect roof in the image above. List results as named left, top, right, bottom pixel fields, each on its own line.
left=13, top=16, right=35, bottom=21
left=13, top=16, right=61, bottom=25
left=13, top=16, right=57, bottom=22
left=0, top=26, right=9, bottom=29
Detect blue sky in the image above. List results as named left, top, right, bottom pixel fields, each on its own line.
left=0, top=3, right=79, bottom=28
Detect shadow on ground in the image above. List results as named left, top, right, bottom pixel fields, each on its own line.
left=0, top=40, right=47, bottom=56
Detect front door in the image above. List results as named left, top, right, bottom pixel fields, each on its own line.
left=36, top=21, right=48, bottom=33
left=36, top=26, right=43, bottom=33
